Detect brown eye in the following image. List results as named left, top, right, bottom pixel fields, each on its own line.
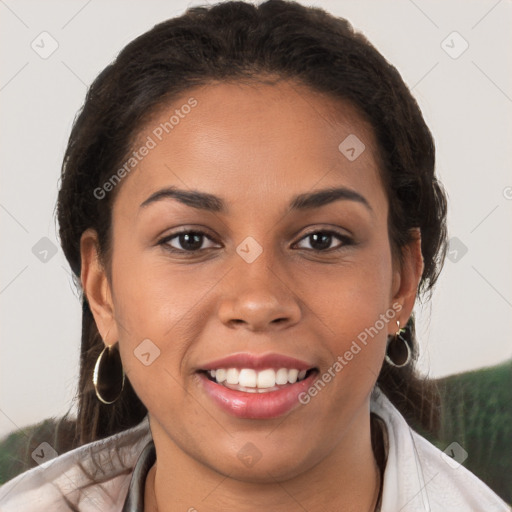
left=295, top=230, right=351, bottom=252
left=159, top=230, right=220, bottom=253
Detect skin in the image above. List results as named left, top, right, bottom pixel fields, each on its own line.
left=81, top=79, right=423, bottom=512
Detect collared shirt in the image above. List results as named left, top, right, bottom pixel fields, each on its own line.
left=121, top=440, right=155, bottom=512
left=0, top=387, right=510, bottom=511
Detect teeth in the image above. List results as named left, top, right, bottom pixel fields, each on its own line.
left=288, top=369, right=299, bottom=384
left=257, top=369, right=276, bottom=388
left=207, top=367, right=311, bottom=388
left=226, top=368, right=239, bottom=384
left=238, top=369, right=257, bottom=387
left=215, top=368, right=226, bottom=383
left=275, top=368, right=288, bottom=385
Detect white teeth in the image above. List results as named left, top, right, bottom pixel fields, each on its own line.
left=207, top=367, right=311, bottom=388
left=226, top=368, right=239, bottom=384
left=215, top=368, right=226, bottom=383
left=257, top=369, right=276, bottom=388
left=288, top=369, right=299, bottom=384
left=275, top=368, right=289, bottom=385
left=238, top=369, right=257, bottom=387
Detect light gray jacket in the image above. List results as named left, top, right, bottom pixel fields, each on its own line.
left=0, top=387, right=509, bottom=511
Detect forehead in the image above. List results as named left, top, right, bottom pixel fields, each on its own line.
left=114, top=79, right=386, bottom=218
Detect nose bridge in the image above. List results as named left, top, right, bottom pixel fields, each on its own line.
left=217, top=237, right=302, bottom=330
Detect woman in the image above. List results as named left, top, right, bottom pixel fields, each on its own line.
left=0, top=1, right=509, bottom=510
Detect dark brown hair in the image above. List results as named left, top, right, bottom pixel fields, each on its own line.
left=56, top=0, right=447, bottom=452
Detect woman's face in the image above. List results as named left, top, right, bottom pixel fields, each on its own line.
left=82, top=79, right=421, bottom=482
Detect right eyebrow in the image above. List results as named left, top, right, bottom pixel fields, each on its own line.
left=140, top=187, right=225, bottom=213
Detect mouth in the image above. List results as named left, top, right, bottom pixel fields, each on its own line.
left=196, top=365, right=319, bottom=419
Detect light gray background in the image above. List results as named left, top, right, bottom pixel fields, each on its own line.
left=1, top=0, right=511, bottom=438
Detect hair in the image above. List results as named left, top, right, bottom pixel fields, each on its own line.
left=55, top=0, right=446, bottom=464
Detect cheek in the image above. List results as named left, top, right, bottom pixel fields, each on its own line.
left=110, top=248, right=218, bottom=390
left=300, top=235, right=393, bottom=389
left=111, top=244, right=208, bottom=336
left=306, top=235, right=393, bottom=335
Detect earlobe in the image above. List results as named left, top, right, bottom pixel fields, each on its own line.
left=80, top=228, right=117, bottom=343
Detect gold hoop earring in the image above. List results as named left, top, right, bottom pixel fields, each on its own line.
left=385, top=320, right=411, bottom=368
left=92, top=342, right=125, bottom=404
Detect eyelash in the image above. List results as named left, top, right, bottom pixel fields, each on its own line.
left=157, top=228, right=353, bottom=255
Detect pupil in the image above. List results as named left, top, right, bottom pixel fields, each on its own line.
left=311, top=233, right=331, bottom=250
left=180, top=232, right=202, bottom=250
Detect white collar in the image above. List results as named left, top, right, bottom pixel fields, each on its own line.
left=370, top=386, right=510, bottom=511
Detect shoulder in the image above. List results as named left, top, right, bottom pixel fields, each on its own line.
left=370, top=387, right=511, bottom=512
left=0, top=415, right=151, bottom=512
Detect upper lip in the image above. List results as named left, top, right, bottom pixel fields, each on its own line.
left=198, top=352, right=316, bottom=371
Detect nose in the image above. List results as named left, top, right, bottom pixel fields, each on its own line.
left=217, top=251, right=302, bottom=332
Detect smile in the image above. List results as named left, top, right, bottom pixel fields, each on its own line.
left=196, top=352, right=319, bottom=419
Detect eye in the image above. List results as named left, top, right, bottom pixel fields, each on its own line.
left=158, top=230, right=220, bottom=253
left=294, top=230, right=352, bottom=252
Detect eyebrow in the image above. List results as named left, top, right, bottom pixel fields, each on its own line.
left=139, top=186, right=373, bottom=214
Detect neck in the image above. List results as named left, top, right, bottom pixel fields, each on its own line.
left=144, top=407, right=384, bottom=512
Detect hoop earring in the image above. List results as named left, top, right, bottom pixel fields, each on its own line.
left=92, top=342, right=125, bottom=404
left=385, top=321, right=411, bottom=368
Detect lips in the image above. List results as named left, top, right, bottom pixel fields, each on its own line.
left=195, top=352, right=319, bottom=419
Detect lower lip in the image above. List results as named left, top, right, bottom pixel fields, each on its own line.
left=198, top=371, right=318, bottom=419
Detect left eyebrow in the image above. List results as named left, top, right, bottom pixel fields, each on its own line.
left=289, top=186, right=373, bottom=213
left=139, top=185, right=373, bottom=214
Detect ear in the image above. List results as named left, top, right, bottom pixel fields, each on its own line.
left=80, top=228, right=119, bottom=345
left=389, top=228, right=424, bottom=335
